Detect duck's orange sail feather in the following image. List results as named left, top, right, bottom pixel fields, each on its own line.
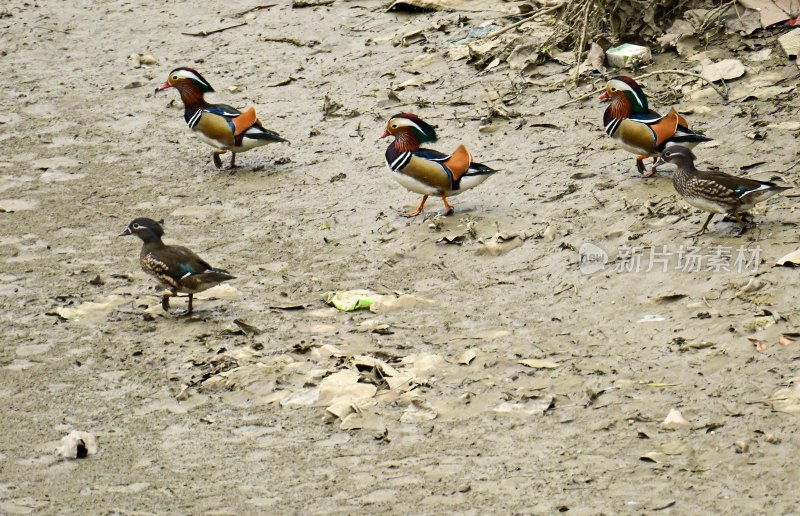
left=444, top=144, right=472, bottom=181
left=233, top=107, right=258, bottom=136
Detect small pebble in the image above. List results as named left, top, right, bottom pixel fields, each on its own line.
left=734, top=440, right=749, bottom=453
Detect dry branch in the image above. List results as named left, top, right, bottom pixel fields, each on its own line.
left=182, top=22, right=247, bottom=37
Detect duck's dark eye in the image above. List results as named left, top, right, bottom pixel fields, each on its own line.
left=610, top=87, right=616, bottom=92
left=171, top=75, right=178, bottom=81
left=132, top=223, right=141, bottom=229
left=665, top=152, right=671, bottom=157
left=391, top=124, right=397, bottom=129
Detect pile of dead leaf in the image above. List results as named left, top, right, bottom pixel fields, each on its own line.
left=178, top=319, right=567, bottom=435
left=441, top=0, right=800, bottom=80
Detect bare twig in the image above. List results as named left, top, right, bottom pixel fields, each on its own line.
left=554, top=284, right=577, bottom=296
left=234, top=4, right=276, bottom=17
left=262, top=36, right=318, bottom=46
left=572, top=0, right=592, bottom=82
left=550, top=85, right=605, bottom=110
left=634, top=69, right=729, bottom=100
left=182, top=22, right=247, bottom=37
left=476, top=3, right=564, bottom=42
left=782, top=157, right=800, bottom=173
left=292, top=0, right=334, bottom=6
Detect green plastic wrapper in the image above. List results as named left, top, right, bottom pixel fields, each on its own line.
left=322, top=290, right=376, bottom=311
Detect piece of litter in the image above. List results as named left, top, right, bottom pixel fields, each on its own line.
left=57, top=431, right=98, bottom=460
left=662, top=408, right=690, bottom=429
left=606, top=43, right=652, bottom=68
left=321, top=290, right=375, bottom=311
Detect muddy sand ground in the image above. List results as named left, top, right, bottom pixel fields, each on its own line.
left=1, top=0, right=799, bottom=513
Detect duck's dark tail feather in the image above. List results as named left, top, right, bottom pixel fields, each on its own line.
left=466, top=162, right=498, bottom=176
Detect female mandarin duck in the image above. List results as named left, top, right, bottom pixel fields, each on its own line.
left=600, top=76, right=712, bottom=177
left=156, top=67, right=286, bottom=169
left=656, top=146, right=790, bottom=236
left=120, top=218, right=235, bottom=315
left=381, top=113, right=497, bottom=217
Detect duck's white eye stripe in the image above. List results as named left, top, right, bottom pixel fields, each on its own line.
left=394, top=118, right=423, bottom=133
left=174, top=70, right=211, bottom=89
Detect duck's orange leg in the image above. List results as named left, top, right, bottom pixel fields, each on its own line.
left=402, top=195, right=428, bottom=217
left=635, top=155, right=648, bottom=174
left=440, top=195, right=454, bottom=216
left=645, top=156, right=661, bottom=177
left=636, top=154, right=659, bottom=177
left=212, top=149, right=228, bottom=169
left=229, top=152, right=237, bottom=169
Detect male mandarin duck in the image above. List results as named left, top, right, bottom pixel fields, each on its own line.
left=600, top=76, right=712, bottom=177
left=120, top=218, right=235, bottom=315
left=156, top=67, right=286, bottom=169
left=656, top=146, right=790, bottom=236
left=381, top=113, right=497, bottom=217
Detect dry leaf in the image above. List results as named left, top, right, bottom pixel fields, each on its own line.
left=699, top=58, right=745, bottom=82
left=279, top=387, right=320, bottom=407
left=739, top=0, right=800, bottom=27
left=267, top=77, right=295, bottom=87
left=639, top=452, right=668, bottom=463
left=340, top=411, right=386, bottom=435
left=770, top=381, right=800, bottom=414
left=657, top=19, right=695, bottom=48
left=493, top=397, right=553, bottom=416
left=400, top=399, right=438, bottom=422
left=748, top=336, right=768, bottom=352
left=736, top=278, right=767, bottom=294
left=778, top=29, right=800, bottom=62
left=448, top=45, right=470, bottom=60
left=456, top=349, right=477, bottom=365
left=724, top=6, right=761, bottom=34
left=575, top=42, right=605, bottom=75
left=659, top=441, right=689, bottom=455
left=652, top=293, right=687, bottom=304
left=779, top=335, right=796, bottom=346
left=370, top=294, right=435, bottom=313
left=518, top=358, right=559, bottom=369
left=55, top=295, right=127, bottom=324
left=476, top=233, right=526, bottom=256
left=326, top=402, right=354, bottom=420
left=318, top=370, right=377, bottom=406
left=394, top=77, right=424, bottom=90
left=402, top=54, right=446, bottom=74
left=776, top=248, right=800, bottom=266
left=401, top=353, right=444, bottom=379
left=401, top=28, right=427, bottom=46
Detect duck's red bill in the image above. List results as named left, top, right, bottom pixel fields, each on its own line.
left=599, top=91, right=610, bottom=101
